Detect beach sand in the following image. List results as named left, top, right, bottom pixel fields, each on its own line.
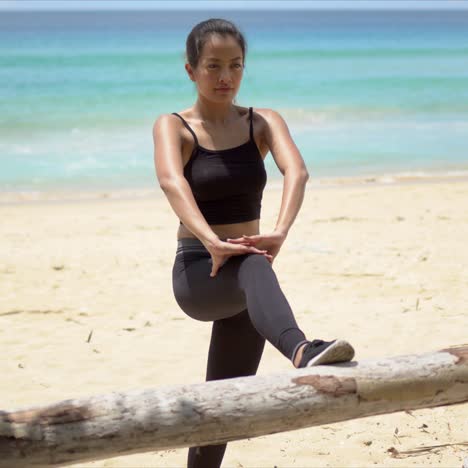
left=1, top=176, right=467, bottom=467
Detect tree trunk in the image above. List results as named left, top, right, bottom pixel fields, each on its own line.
left=1, top=345, right=467, bottom=467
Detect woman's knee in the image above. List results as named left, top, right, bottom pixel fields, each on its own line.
left=172, top=290, right=229, bottom=321
left=172, top=279, right=246, bottom=321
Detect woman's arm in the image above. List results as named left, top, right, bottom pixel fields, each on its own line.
left=152, top=114, right=220, bottom=248
left=262, top=109, right=310, bottom=236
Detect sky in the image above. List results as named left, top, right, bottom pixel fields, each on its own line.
left=1, top=0, right=468, bottom=10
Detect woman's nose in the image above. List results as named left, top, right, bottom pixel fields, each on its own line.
left=219, top=68, right=232, bottom=83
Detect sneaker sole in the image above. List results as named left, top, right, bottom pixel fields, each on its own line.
left=306, top=339, right=355, bottom=367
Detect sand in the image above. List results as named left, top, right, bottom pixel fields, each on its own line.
left=1, top=175, right=467, bottom=467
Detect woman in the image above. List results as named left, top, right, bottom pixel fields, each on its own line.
left=153, top=18, right=355, bottom=468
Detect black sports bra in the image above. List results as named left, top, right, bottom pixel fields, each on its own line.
left=172, top=107, right=267, bottom=225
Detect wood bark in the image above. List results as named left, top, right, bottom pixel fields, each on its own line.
left=1, top=345, right=467, bottom=467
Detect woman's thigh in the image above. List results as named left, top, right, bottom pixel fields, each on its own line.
left=172, top=249, right=249, bottom=321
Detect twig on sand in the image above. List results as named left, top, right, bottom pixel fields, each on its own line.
left=387, top=441, right=468, bottom=458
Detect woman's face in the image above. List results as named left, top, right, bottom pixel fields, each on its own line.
left=187, top=33, right=244, bottom=103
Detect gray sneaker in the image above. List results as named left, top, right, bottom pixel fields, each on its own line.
left=299, top=339, right=355, bottom=367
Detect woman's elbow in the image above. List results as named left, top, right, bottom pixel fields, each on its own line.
left=295, top=169, right=310, bottom=182
left=302, top=170, right=310, bottom=181
left=159, top=175, right=184, bottom=192
left=159, top=178, right=174, bottom=192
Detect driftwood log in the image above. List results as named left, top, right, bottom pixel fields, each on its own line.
left=1, top=345, right=467, bottom=467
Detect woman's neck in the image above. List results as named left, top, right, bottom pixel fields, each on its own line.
left=193, top=98, right=239, bottom=126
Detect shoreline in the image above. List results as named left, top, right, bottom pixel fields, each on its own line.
left=2, top=168, right=468, bottom=206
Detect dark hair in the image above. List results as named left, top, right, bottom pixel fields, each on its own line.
left=185, top=18, right=247, bottom=69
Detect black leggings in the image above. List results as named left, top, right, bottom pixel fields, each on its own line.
left=172, top=237, right=309, bottom=468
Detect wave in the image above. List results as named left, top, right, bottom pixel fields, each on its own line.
left=252, top=47, right=468, bottom=60
left=276, top=107, right=468, bottom=126
left=0, top=51, right=179, bottom=67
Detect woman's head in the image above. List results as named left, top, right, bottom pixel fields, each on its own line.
left=185, top=19, right=248, bottom=102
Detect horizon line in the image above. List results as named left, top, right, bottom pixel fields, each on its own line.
left=2, top=0, right=468, bottom=11
left=3, top=6, right=468, bottom=11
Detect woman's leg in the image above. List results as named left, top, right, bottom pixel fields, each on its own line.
left=173, top=239, right=308, bottom=362
left=236, top=254, right=354, bottom=368
left=173, top=238, right=353, bottom=366
left=187, top=308, right=265, bottom=468
left=236, top=253, right=308, bottom=361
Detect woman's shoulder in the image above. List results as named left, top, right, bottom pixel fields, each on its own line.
left=251, top=107, right=285, bottom=120
left=152, top=112, right=194, bottom=149
left=234, top=105, right=281, bottom=120
left=154, top=109, right=191, bottom=124
left=152, top=110, right=192, bottom=135
left=249, top=107, right=290, bottom=138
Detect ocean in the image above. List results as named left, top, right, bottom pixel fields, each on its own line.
left=1, top=9, right=467, bottom=193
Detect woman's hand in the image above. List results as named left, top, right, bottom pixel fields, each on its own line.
left=204, top=238, right=270, bottom=278
left=225, top=231, right=286, bottom=265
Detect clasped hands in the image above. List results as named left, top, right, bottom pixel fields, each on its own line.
left=226, top=231, right=286, bottom=265
left=207, top=230, right=286, bottom=277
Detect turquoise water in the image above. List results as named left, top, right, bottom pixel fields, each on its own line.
left=1, top=9, right=467, bottom=191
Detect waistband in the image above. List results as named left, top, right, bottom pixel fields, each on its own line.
left=176, top=237, right=207, bottom=255
left=176, top=237, right=228, bottom=255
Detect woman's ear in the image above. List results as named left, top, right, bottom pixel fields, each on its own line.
left=185, top=63, right=195, bottom=82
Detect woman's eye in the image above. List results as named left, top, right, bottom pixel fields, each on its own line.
left=207, top=64, right=242, bottom=69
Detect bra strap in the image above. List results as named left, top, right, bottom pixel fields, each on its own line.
left=172, top=112, right=199, bottom=146
left=249, top=107, right=254, bottom=140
